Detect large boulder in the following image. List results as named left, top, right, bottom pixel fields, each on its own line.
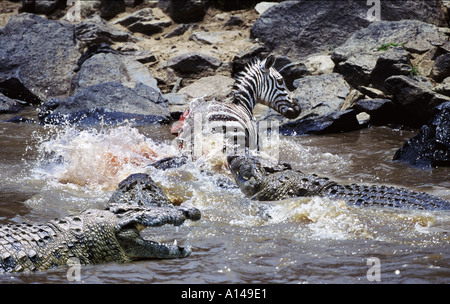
left=40, top=82, right=170, bottom=126
left=384, top=75, right=450, bottom=126
left=72, top=52, right=160, bottom=94
left=0, top=13, right=81, bottom=103
left=393, top=101, right=450, bottom=168
left=332, top=20, right=447, bottom=89
left=250, top=0, right=448, bottom=59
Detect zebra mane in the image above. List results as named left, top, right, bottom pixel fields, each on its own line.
left=231, top=57, right=263, bottom=111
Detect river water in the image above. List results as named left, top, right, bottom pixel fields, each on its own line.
left=0, top=110, right=449, bottom=283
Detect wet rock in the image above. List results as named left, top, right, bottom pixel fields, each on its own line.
left=0, top=92, right=25, bottom=114
left=41, top=82, right=170, bottom=126
left=75, top=14, right=131, bottom=45
left=158, top=0, right=207, bottom=23
left=251, top=1, right=448, bottom=59
left=0, top=13, right=81, bottom=103
left=393, top=101, right=450, bottom=168
left=162, top=52, right=222, bottom=75
left=384, top=75, right=450, bottom=126
left=280, top=109, right=360, bottom=136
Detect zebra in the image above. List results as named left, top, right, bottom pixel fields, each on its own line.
left=173, top=53, right=301, bottom=158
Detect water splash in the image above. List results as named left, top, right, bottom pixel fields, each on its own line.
left=31, top=124, right=178, bottom=190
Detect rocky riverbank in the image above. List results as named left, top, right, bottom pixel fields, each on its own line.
left=0, top=0, right=449, bottom=168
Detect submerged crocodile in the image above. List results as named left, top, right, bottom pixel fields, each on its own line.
left=227, top=155, right=450, bottom=210
left=0, top=173, right=201, bottom=272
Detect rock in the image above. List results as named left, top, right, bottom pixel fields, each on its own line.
left=353, top=98, right=401, bottom=126
left=279, top=109, right=361, bottom=136
left=164, top=23, right=192, bottom=38
left=41, top=82, right=170, bottom=126
left=251, top=1, right=448, bottom=59
left=162, top=52, right=222, bottom=75
left=332, top=20, right=447, bottom=64
left=164, top=92, right=188, bottom=114
left=293, top=73, right=351, bottom=119
left=231, top=44, right=268, bottom=77
left=254, top=2, right=278, bottom=15
left=223, top=15, right=244, bottom=27
left=178, top=75, right=234, bottom=100
left=72, top=52, right=160, bottom=94
left=370, top=47, right=412, bottom=92
left=393, top=101, right=450, bottom=168
left=384, top=75, right=450, bottom=126
left=158, top=0, right=207, bottom=23
left=303, top=55, right=335, bottom=75
left=334, top=53, right=379, bottom=88
left=75, top=14, right=131, bottom=45
left=127, top=18, right=172, bottom=35
left=189, top=31, right=241, bottom=45
left=0, top=13, right=81, bottom=103
left=112, top=7, right=154, bottom=27
left=332, top=20, right=447, bottom=89
left=430, top=53, right=450, bottom=82
left=0, top=92, right=25, bottom=114
left=435, top=77, right=450, bottom=96
left=18, top=0, right=66, bottom=15
left=273, top=56, right=310, bottom=91
left=98, top=0, right=126, bottom=20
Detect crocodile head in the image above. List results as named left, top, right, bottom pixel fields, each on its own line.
left=106, top=173, right=201, bottom=259
left=227, top=155, right=292, bottom=197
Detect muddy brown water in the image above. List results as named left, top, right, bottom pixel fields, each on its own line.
left=0, top=118, right=449, bottom=283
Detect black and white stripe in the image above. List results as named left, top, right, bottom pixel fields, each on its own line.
left=177, top=54, right=300, bottom=157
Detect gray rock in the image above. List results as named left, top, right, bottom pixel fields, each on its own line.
left=335, top=53, right=379, bottom=88
left=254, top=2, right=278, bottom=15
left=112, top=8, right=154, bottom=27
left=251, top=1, right=448, bottom=59
left=332, top=20, right=447, bottom=64
left=72, top=52, right=160, bottom=94
left=384, top=75, right=450, bottom=126
left=19, top=0, right=66, bottom=15
left=435, top=77, right=450, bottom=96
left=127, top=18, right=172, bottom=35
left=178, top=75, right=234, bottom=100
left=430, top=53, right=450, bottom=82
left=163, top=52, right=222, bottom=75
left=75, top=14, right=131, bottom=44
left=41, top=82, right=170, bottom=126
left=164, top=23, right=192, bottom=38
left=353, top=98, right=401, bottom=125
left=0, top=13, right=81, bottom=103
left=189, top=31, right=241, bottom=45
left=293, top=73, right=351, bottom=119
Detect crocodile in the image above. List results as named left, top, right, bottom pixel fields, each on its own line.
left=227, top=155, right=450, bottom=210
left=0, top=173, right=201, bottom=273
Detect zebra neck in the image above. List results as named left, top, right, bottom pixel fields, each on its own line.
left=232, top=88, right=256, bottom=116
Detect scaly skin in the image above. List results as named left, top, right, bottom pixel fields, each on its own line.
left=0, top=174, right=201, bottom=272
left=227, top=155, right=450, bottom=210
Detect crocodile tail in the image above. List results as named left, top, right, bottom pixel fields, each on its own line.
left=325, top=184, right=450, bottom=210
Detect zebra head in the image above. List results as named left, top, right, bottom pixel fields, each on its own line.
left=256, top=54, right=301, bottom=119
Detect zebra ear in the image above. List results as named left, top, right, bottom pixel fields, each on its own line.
left=261, top=53, right=276, bottom=73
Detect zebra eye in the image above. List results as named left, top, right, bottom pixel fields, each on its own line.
left=276, top=78, right=284, bottom=85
